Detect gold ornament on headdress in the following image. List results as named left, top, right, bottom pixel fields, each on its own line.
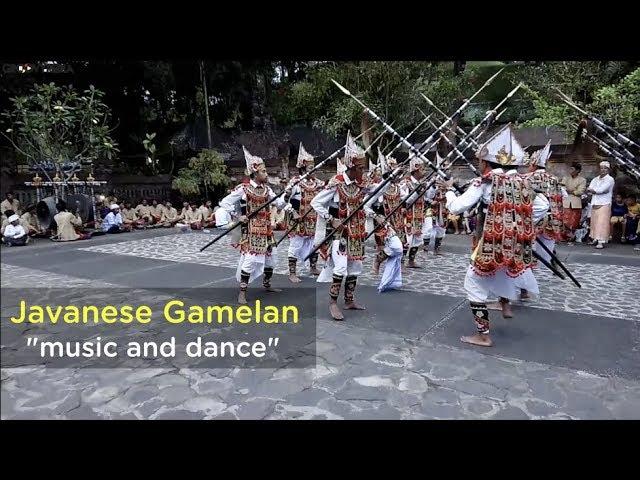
left=494, top=146, right=514, bottom=166
left=86, top=171, right=95, bottom=182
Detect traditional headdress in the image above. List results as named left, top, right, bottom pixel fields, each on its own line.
left=475, top=124, right=526, bottom=166
left=243, top=146, right=266, bottom=176
left=296, top=142, right=314, bottom=168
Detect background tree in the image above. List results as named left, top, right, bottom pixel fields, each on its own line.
left=171, top=148, right=230, bottom=201
left=2, top=83, right=119, bottom=171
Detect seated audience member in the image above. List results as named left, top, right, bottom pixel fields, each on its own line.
left=2, top=209, right=30, bottom=236
left=2, top=214, right=29, bottom=246
left=623, top=194, right=639, bottom=243
left=199, top=200, right=216, bottom=228
left=610, top=193, right=628, bottom=241
left=183, top=203, right=204, bottom=230
left=161, top=201, right=179, bottom=227
left=102, top=204, right=126, bottom=233
left=52, top=203, right=91, bottom=241
left=1, top=191, right=22, bottom=216
left=121, top=202, right=138, bottom=229
left=135, top=199, right=155, bottom=227
left=150, top=199, right=165, bottom=226
left=20, top=205, right=45, bottom=236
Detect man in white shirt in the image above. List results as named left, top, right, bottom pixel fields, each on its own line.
left=102, top=204, right=126, bottom=233
left=2, top=214, right=29, bottom=246
left=586, top=161, right=615, bottom=249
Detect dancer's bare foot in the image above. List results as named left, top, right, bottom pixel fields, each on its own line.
left=501, top=301, right=513, bottom=318
left=264, top=286, right=282, bottom=293
left=434, top=249, right=443, bottom=256
left=288, top=274, right=302, bottom=283
left=520, top=290, right=531, bottom=301
left=309, top=267, right=321, bottom=276
left=461, top=334, right=493, bottom=347
left=329, top=302, right=344, bottom=321
left=407, top=260, right=422, bottom=269
left=238, top=291, right=248, bottom=305
left=344, top=302, right=366, bottom=310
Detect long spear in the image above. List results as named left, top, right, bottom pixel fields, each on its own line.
left=274, top=128, right=389, bottom=248
left=418, top=83, right=523, bottom=187
left=367, top=104, right=513, bottom=241
left=380, top=115, right=431, bottom=156
left=303, top=142, right=432, bottom=263
left=330, top=70, right=503, bottom=181
left=199, top=122, right=377, bottom=252
left=418, top=100, right=481, bottom=149
left=573, top=122, right=640, bottom=181
left=555, top=88, right=639, bottom=152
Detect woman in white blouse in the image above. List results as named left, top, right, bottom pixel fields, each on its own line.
left=586, top=161, right=615, bottom=249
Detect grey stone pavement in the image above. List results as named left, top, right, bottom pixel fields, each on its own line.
left=1, top=229, right=639, bottom=420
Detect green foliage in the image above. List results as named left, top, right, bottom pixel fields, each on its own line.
left=2, top=82, right=119, bottom=166
left=171, top=148, right=230, bottom=197
left=505, top=62, right=639, bottom=137
left=590, top=68, right=640, bottom=138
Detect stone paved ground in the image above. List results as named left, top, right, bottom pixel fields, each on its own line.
left=1, top=230, right=639, bottom=419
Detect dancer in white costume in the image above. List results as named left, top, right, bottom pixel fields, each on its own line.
left=441, top=124, right=550, bottom=347
left=311, top=132, right=379, bottom=320
left=518, top=140, right=566, bottom=300
left=368, top=149, right=407, bottom=292
left=422, top=184, right=448, bottom=255
left=219, top=147, right=289, bottom=304
left=284, top=143, right=325, bottom=282
left=401, top=156, right=429, bottom=268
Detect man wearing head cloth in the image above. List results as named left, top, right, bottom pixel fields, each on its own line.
left=219, top=146, right=291, bottom=304
left=586, top=160, right=615, bottom=249
left=101, top=203, right=126, bottom=234
left=441, top=124, right=550, bottom=347
left=283, top=142, right=325, bottom=283
left=2, top=213, right=29, bottom=246
left=311, top=132, right=384, bottom=321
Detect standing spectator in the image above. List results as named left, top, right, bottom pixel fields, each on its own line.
left=609, top=193, right=628, bottom=241
left=561, top=162, right=587, bottom=244
left=2, top=214, right=29, bottom=246
left=586, top=161, right=615, bottom=249
left=1, top=192, right=21, bottom=216
left=623, top=194, right=640, bottom=243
